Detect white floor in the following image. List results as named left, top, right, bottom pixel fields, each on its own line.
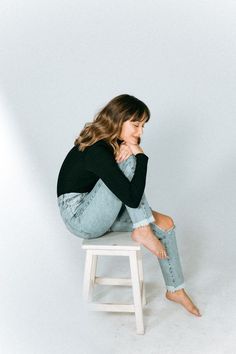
left=1, top=223, right=235, bottom=354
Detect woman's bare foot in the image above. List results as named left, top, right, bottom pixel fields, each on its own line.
left=166, top=288, right=202, bottom=317
left=131, top=225, right=168, bottom=259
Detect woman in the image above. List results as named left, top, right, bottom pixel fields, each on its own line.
left=57, top=94, right=201, bottom=317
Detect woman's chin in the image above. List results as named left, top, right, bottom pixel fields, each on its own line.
left=126, top=138, right=138, bottom=145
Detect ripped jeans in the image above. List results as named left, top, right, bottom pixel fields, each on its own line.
left=57, top=155, right=185, bottom=292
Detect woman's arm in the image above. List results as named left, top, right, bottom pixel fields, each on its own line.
left=85, top=141, right=148, bottom=208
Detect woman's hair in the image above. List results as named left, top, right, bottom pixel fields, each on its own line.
left=74, top=94, right=150, bottom=157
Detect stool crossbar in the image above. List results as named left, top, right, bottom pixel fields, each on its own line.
left=81, top=232, right=147, bottom=334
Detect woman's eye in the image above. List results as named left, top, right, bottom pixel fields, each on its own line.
left=133, top=124, right=145, bottom=128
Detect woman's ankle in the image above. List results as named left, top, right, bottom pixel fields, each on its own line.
left=133, top=224, right=152, bottom=233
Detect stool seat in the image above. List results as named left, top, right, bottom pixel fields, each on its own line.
left=82, top=231, right=140, bottom=250
left=81, top=231, right=147, bottom=334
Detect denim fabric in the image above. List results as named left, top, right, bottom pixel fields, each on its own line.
left=57, top=155, right=185, bottom=292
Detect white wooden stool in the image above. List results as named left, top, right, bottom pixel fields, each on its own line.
left=81, top=231, right=147, bottom=334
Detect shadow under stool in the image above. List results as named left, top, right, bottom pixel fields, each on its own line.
left=81, top=231, right=147, bottom=335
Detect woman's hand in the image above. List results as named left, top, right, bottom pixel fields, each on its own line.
left=125, top=143, right=144, bottom=156
left=116, top=142, right=133, bottom=163
left=116, top=141, right=144, bottom=163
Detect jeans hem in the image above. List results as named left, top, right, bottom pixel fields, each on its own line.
left=166, top=282, right=185, bottom=292
left=132, top=215, right=155, bottom=229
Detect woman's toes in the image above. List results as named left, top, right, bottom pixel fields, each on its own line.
left=191, top=307, right=202, bottom=317
left=157, top=252, right=168, bottom=259
left=188, top=306, right=201, bottom=316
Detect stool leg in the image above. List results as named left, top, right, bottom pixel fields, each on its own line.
left=137, top=250, right=147, bottom=305
left=129, top=251, right=144, bottom=335
left=91, top=255, right=98, bottom=285
left=83, top=251, right=96, bottom=302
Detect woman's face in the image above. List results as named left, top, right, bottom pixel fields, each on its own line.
left=119, top=118, right=146, bottom=144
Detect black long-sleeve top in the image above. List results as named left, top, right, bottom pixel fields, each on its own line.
left=56, top=139, right=149, bottom=208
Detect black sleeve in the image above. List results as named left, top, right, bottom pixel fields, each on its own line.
left=84, top=142, right=149, bottom=208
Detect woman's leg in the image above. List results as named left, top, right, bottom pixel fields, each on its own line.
left=110, top=206, right=201, bottom=316
left=110, top=207, right=185, bottom=293
left=151, top=223, right=185, bottom=292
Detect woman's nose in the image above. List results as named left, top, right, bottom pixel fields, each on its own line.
left=138, top=126, right=143, bottom=135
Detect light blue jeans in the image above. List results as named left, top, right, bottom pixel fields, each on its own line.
left=57, top=155, right=185, bottom=292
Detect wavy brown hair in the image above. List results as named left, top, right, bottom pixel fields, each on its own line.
left=74, top=94, right=150, bottom=157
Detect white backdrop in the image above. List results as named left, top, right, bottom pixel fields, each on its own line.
left=0, top=1, right=235, bottom=353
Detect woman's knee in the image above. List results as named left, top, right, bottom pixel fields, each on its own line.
left=117, top=155, right=136, bottom=179
left=152, top=210, right=175, bottom=231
